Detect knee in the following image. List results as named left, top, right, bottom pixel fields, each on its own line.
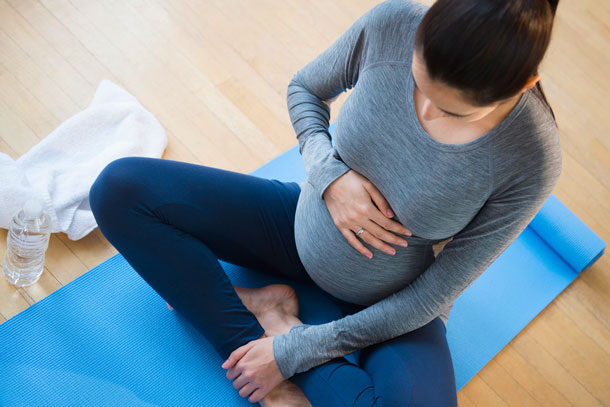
left=374, top=384, right=413, bottom=407
left=89, top=157, right=144, bottom=220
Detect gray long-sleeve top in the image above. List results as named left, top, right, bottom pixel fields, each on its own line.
left=272, top=0, right=563, bottom=380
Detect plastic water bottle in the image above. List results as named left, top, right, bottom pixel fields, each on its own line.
left=2, top=198, right=51, bottom=287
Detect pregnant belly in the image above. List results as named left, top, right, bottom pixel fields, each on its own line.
left=294, top=181, right=438, bottom=305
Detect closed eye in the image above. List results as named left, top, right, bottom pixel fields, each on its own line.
left=445, top=111, right=466, bottom=118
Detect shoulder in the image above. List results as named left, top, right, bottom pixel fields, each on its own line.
left=364, top=0, right=429, bottom=31
left=370, top=0, right=429, bottom=18
left=357, top=0, right=429, bottom=66
left=490, top=90, right=563, bottom=198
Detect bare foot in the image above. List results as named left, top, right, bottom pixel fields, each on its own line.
left=166, top=285, right=311, bottom=406
left=166, top=285, right=300, bottom=334
left=235, top=285, right=312, bottom=407
left=234, top=284, right=301, bottom=336
left=259, top=379, right=312, bottom=407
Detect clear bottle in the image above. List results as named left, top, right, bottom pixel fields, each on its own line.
left=2, top=198, right=51, bottom=287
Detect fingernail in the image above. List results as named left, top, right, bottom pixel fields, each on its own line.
left=366, top=253, right=373, bottom=259
left=399, top=241, right=408, bottom=247
left=386, top=209, right=394, bottom=217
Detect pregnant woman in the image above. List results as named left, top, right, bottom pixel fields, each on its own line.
left=89, top=0, right=562, bottom=406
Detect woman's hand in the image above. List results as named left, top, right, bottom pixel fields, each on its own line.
left=221, top=335, right=283, bottom=404
left=323, top=169, right=413, bottom=259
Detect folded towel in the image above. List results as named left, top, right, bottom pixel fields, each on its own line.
left=0, top=80, right=167, bottom=240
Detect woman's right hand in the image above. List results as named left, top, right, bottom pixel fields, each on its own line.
left=322, top=169, right=413, bottom=259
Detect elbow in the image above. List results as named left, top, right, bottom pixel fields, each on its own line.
left=287, top=74, right=305, bottom=97
left=287, top=74, right=337, bottom=106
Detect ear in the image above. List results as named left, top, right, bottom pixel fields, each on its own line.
left=521, top=74, right=542, bottom=92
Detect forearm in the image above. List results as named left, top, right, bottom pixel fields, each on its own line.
left=272, top=297, right=409, bottom=380
left=287, top=76, right=351, bottom=199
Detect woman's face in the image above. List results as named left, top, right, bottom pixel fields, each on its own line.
left=411, top=50, right=505, bottom=123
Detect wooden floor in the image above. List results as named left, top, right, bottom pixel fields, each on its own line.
left=1, top=0, right=608, bottom=405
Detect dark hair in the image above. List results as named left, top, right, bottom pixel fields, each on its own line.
left=414, top=0, right=559, bottom=122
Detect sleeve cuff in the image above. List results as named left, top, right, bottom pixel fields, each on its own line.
left=313, top=155, right=351, bottom=201
left=299, top=132, right=351, bottom=201
left=272, top=324, right=310, bottom=379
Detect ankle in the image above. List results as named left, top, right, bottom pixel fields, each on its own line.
left=261, top=312, right=303, bottom=336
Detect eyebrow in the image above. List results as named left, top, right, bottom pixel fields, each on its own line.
left=412, top=75, right=471, bottom=118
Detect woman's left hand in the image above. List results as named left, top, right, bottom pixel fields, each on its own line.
left=221, top=335, right=284, bottom=403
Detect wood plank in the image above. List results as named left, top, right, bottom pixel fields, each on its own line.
left=555, top=287, right=610, bottom=356
left=42, top=233, right=91, bottom=286
left=8, top=0, right=117, bottom=87
left=457, top=391, right=480, bottom=407
left=477, top=359, right=540, bottom=407
left=0, top=97, right=40, bottom=156
left=560, top=275, right=609, bottom=330
left=510, top=328, right=601, bottom=406
left=495, top=344, right=572, bottom=407
left=542, top=294, right=610, bottom=370
left=0, top=0, right=92, bottom=107
left=0, top=63, right=59, bottom=139
left=0, top=23, right=79, bottom=121
left=460, top=374, right=509, bottom=407
left=64, top=0, right=281, bottom=163
left=528, top=304, right=610, bottom=403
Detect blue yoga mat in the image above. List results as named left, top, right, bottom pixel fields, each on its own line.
left=0, top=124, right=605, bottom=406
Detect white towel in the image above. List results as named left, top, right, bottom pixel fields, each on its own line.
left=0, top=80, right=167, bottom=240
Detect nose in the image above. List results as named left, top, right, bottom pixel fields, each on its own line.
left=421, top=98, right=447, bottom=120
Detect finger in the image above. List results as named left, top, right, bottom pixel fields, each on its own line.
left=340, top=228, right=373, bottom=259
left=372, top=208, right=413, bottom=237
left=249, top=387, right=268, bottom=404
left=232, top=373, right=249, bottom=390
left=364, top=182, right=395, bottom=218
left=346, top=206, right=406, bottom=255
left=363, top=184, right=413, bottom=237
left=366, top=213, right=410, bottom=248
left=359, top=218, right=409, bottom=255
left=222, top=343, right=251, bottom=369
left=239, top=382, right=258, bottom=399
left=375, top=211, right=413, bottom=237
left=226, top=366, right=241, bottom=381
left=357, top=229, right=397, bottom=256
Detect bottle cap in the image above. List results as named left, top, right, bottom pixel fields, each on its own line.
left=24, top=198, right=43, bottom=219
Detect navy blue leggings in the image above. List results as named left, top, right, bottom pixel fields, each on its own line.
left=89, top=157, right=458, bottom=407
